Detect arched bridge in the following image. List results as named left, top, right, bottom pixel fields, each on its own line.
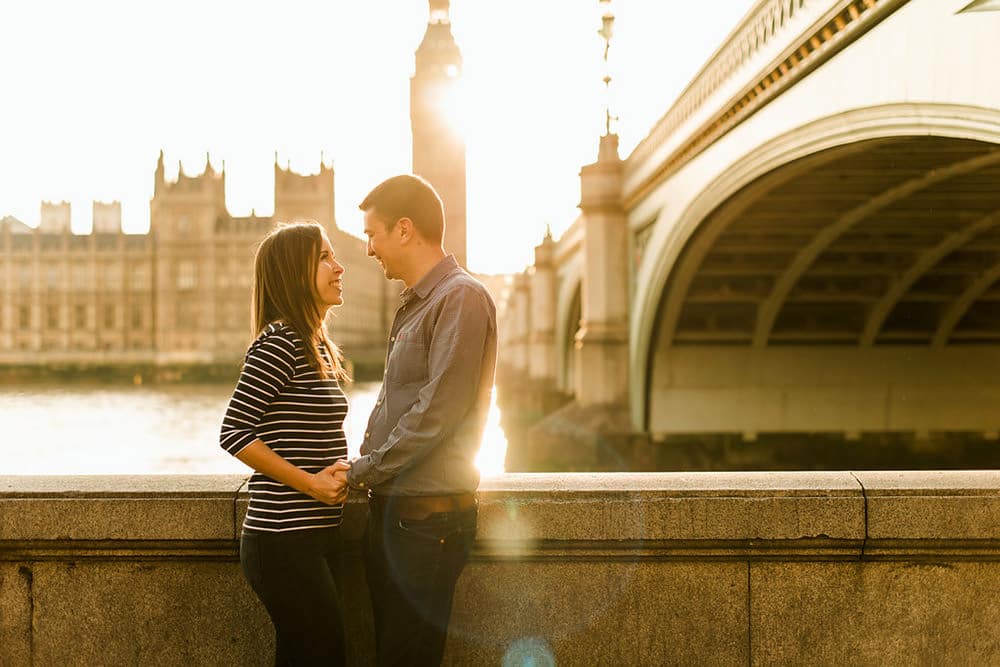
left=501, top=0, right=1000, bottom=459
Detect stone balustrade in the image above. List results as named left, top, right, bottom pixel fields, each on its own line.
left=2, top=471, right=999, bottom=665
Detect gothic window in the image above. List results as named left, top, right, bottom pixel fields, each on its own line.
left=17, top=264, right=32, bottom=290
left=46, top=266, right=60, bottom=289
left=130, top=263, right=151, bottom=290
left=131, top=305, right=143, bottom=328
left=71, top=265, right=92, bottom=288
left=103, top=263, right=123, bottom=291
left=19, top=305, right=31, bottom=328
left=177, top=260, right=197, bottom=290
left=74, top=304, right=87, bottom=328
left=103, top=305, right=117, bottom=329
left=47, top=305, right=60, bottom=328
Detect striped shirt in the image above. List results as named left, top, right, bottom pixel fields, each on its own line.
left=220, top=322, right=348, bottom=533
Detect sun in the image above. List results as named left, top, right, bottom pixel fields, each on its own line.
left=437, top=77, right=467, bottom=139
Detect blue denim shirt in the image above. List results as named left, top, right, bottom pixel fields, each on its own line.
left=347, top=255, right=498, bottom=496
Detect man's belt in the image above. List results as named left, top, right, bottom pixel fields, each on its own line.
left=368, top=491, right=477, bottom=520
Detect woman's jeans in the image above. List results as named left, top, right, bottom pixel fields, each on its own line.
left=364, top=501, right=477, bottom=667
left=240, top=527, right=347, bottom=667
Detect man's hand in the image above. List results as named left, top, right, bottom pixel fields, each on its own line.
left=307, top=460, right=351, bottom=505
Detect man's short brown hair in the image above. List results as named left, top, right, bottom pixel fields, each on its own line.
left=359, top=174, right=445, bottom=244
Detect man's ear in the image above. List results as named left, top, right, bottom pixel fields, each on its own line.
left=396, top=217, right=415, bottom=244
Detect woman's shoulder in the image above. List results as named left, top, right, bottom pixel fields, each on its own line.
left=248, top=322, right=303, bottom=357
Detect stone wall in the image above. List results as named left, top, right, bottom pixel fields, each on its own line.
left=2, top=471, right=999, bottom=665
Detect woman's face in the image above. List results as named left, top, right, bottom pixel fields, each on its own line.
left=313, top=233, right=345, bottom=309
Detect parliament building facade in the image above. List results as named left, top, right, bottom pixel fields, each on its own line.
left=0, top=156, right=397, bottom=375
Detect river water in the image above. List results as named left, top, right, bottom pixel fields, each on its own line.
left=1, top=381, right=508, bottom=476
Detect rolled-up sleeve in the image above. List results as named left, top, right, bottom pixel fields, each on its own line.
left=348, top=286, right=492, bottom=488
left=219, top=335, right=296, bottom=456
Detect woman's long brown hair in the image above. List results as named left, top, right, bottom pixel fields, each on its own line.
left=251, top=221, right=349, bottom=382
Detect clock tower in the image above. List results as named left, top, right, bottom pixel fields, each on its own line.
left=411, top=0, right=467, bottom=269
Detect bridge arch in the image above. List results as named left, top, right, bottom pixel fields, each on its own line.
left=631, top=102, right=1000, bottom=430
left=555, top=262, right=582, bottom=394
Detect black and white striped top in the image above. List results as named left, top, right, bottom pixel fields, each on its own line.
left=220, top=322, right=348, bottom=534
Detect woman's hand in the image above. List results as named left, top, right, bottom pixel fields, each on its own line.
left=306, top=460, right=351, bottom=505
left=235, top=441, right=352, bottom=505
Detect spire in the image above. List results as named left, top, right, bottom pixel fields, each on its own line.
left=429, top=0, right=449, bottom=24
left=204, top=151, right=213, bottom=175
left=178, top=159, right=185, bottom=178
left=155, top=149, right=165, bottom=193
left=415, top=0, right=462, bottom=78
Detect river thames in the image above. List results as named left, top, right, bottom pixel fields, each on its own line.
left=1, top=381, right=508, bottom=476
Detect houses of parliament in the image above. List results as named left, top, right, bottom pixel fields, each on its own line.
left=0, top=0, right=467, bottom=377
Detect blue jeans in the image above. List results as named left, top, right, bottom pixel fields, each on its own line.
left=363, top=499, right=477, bottom=666
left=240, top=527, right=347, bottom=666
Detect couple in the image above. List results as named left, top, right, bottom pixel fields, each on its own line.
left=219, top=174, right=498, bottom=666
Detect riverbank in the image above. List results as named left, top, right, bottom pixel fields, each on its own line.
left=0, top=359, right=386, bottom=385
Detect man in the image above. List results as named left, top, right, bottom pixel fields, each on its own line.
left=346, top=174, right=498, bottom=666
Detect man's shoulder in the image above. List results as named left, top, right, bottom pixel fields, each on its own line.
left=438, top=269, right=496, bottom=307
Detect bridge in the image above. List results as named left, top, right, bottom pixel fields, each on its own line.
left=500, top=0, right=1000, bottom=469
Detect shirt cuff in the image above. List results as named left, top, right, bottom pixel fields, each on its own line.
left=347, top=456, right=373, bottom=491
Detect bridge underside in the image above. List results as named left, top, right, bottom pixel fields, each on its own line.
left=648, top=136, right=1000, bottom=446
left=669, top=136, right=1000, bottom=346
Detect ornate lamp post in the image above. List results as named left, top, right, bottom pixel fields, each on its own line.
left=598, top=0, right=618, bottom=137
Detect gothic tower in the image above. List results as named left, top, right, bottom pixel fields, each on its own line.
left=149, top=151, right=226, bottom=361
left=273, top=154, right=336, bottom=237
left=410, top=0, right=467, bottom=268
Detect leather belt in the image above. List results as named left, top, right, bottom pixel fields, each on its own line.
left=368, top=491, right=477, bottom=520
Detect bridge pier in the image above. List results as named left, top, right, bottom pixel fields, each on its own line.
left=512, top=135, right=645, bottom=470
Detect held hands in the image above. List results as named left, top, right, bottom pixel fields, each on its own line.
left=307, top=460, right=352, bottom=505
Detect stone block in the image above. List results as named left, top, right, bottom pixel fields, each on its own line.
left=856, top=470, right=1000, bottom=542
left=0, top=475, right=246, bottom=541
left=0, top=563, right=31, bottom=667
left=445, top=560, right=747, bottom=666
left=29, top=560, right=272, bottom=666
left=478, top=473, right=864, bottom=553
left=751, top=561, right=1000, bottom=665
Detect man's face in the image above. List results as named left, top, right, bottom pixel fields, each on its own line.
left=363, top=208, right=400, bottom=280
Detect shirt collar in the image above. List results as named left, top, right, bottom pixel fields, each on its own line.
left=400, top=254, right=459, bottom=303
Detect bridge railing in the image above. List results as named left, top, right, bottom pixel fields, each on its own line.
left=2, top=470, right=999, bottom=665
left=623, top=0, right=907, bottom=209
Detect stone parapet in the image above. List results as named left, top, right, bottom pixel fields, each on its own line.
left=2, top=471, right=999, bottom=665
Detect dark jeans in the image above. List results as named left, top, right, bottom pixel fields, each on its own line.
left=240, top=527, right=347, bottom=667
left=364, top=499, right=478, bottom=667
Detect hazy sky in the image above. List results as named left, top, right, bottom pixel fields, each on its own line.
left=0, top=0, right=754, bottom=274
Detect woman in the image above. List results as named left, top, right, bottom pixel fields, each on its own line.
left=219, top=220, right=351, bottom=666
